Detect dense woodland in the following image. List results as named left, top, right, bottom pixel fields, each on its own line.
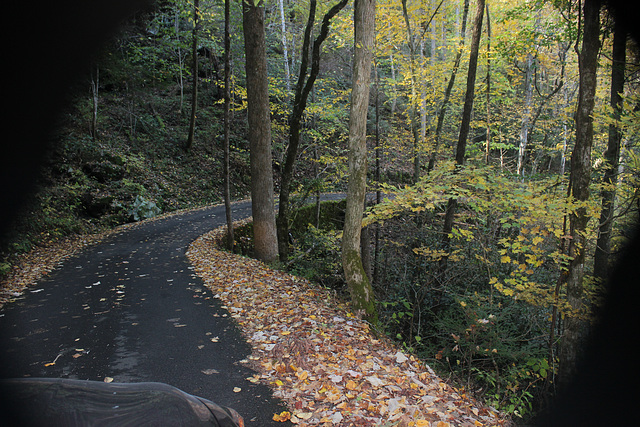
left=2, top=0, right=639, bottom=421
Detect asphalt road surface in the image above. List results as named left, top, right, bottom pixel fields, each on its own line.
left=0, top=201, right=292, bottom=426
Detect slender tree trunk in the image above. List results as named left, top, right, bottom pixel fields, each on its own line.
left=175, top=9, right=184, bottom=114
left=427, top=0, right=470, bottom=173
left=186, top=0, right=199, bottom=150
left=342, top=0, right=378, bottom=324
left=276, top=0, right=348, bottom=261
left=400, top=0, right=421, bottom=183
left=90, top=65, right=99, bottom=140
left=484, top=3, right=491, bottom=163
left=243, top=0, right=278, bottom=263
left=440, top=0, right=484, bottom=270
left=223, top=0, right=234, bottom=251
left=594, top=19, right=626, bottom=281
left=558, top=0, right=600, bottom=388
left=517, top=53, right=534, bottom=177
left=279, top=0, right=291, bottom=94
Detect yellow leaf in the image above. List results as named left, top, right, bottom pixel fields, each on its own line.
left=415, top=421, right=430, bottom=427
left=345, top=379, right=357, bottom=390
left=501, top=255, right=511, bottom=263
left=273, top=411, right=291, bottom=422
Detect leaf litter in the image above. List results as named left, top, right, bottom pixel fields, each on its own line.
left=187, top=222, right=510, bottom=427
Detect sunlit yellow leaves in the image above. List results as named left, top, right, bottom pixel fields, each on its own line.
left=272, top=411, right=291, bottom=422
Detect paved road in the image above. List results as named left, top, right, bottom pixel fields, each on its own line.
left=0, top=201, right=291, bottom=426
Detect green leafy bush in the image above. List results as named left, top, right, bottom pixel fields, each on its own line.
left=128, top=195, right=161, bottom=222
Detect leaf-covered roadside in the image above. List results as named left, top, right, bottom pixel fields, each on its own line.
left=187, top=222, right=510, bottom=426
left=0, top=234, right=104, bottom=309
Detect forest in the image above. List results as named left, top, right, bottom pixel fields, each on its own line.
left=1, top=0, right=639, bottom=421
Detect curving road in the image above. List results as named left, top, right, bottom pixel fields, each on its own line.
left=0, top=201, right=291, bottom=426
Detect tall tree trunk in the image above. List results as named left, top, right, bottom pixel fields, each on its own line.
left=175, top=8, right=185, bottom=114
left=186, top=0, right=199, bottom=151
left=278, top=0, right=291, bottom=94
left=440, top=0, right=484, bottom=270
left=484, top=3, right=491, bottom=163
left=427, top=0, right=470, bottom=173
left=90, top=65, right=99, bottom=140
left=400, top=0, right=421, bottom=183
left=342, top=0, right=378, bottom=324
left=558, top=0, right=600, bottom=388
left=594, top=19, right=626, bottom=281
left=276, top=0, right=348, bottom=261
left=517, top=53, right=534, bottom=177
left=223, top=0, right=234, bottom=251
left=374, top=58, right=382, bottom=286
left=243, top=0, right=278, bottom=263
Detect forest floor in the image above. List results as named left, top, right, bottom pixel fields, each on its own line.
left=188, top=222, right=511, bottom=427
left=0, top=209, right=511, bottom=427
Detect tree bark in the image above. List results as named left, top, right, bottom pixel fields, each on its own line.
left=278, top=0, right=291, bottom=94
left=342, top=0, right=378, bottom=324
left=594, top=18, right=626, bottom=281
left=276, top=0, right=348, bottom=261
left=223, top=0, right=234, bottom=251
left=558, top=0, right=600, bottom=388
left=400, top=0, right=421, bottom=183
left=427, top=0, right=470, bottom=173
left=517, top=53, right=534, bottom=177
left=243, top=0, right=278, bottom=263
left=440, top=0, right=484, bottom=270
left=90, top=65, right=99, bottom=140
left=186, top=0, right=199, bottom=151
left=484, top=3, right=491, bottom=163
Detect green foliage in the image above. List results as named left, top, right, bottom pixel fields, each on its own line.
left=128, top=195, right=162, bottom=222
left=364, top=161, right=613, bottom=420
left=288, top=225, right=343, bottom=290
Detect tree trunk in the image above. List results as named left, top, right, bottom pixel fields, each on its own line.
left=278, top=0, right=291, bottom=94
left=427, top=0, right=470, bottom=173
left=374, top=59, right=382, bottom=286
left=400, top=0, right=421, bottom=183
left=440, top=0, right=484, bottom=269
left=342, top=0, right=378, bottom=324
left=90, top=65, right=99, bottom=140
left=243, top=0, right=278, bottom=263
left=276, top=0, right=348, bottom=261
left=594, top=18, right=626, bottom=281
left=223, top=0, right=234, bottom=251
left=517, top=53, right=534, bottom=177
left=484, top=3, right=491, bottom=163
left=175, top=8, right=185, bottom=114
left=186, top=0, right=199, bottom=151
left=558, top=0, right=600, bottom=389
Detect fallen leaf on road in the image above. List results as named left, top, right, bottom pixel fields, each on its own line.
left=273, top=411, right=291, bottom=422
left=104, top=377, right=113, bottom=383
